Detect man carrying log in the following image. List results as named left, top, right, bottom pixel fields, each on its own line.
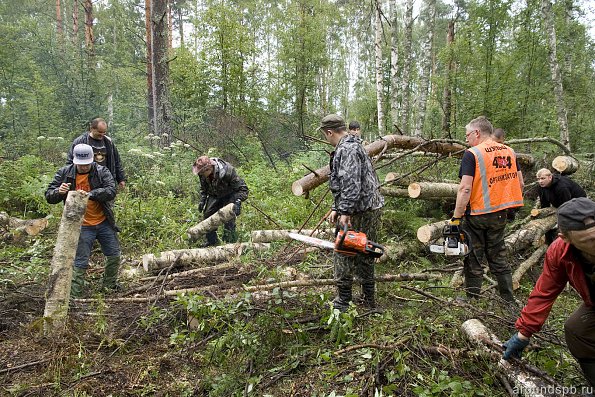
left=503, top=197, right=595, bottom=387
left=192, top=156, right=249, bottom=247
left=45, top=144, right=121, bottom=297
left=320, top=114, right=384, bottom=311
left=451, top=116, right=524, bottom=304
left=536, top=168, right=586, bottom=244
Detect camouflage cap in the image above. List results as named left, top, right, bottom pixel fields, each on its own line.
left=192, top=156, right=214, bottom=175
left=558, top=197, right=595, bottom=232
left=319, top=114, right=346, bottom=131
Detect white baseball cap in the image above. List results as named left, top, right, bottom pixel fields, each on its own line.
left=72, top=144, right=94, bottom=165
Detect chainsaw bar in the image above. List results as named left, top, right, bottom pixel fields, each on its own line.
left=287, top=232, right=335, bottom=250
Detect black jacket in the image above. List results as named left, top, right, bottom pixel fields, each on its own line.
left=67, top=132, right=126, bottom=184
left=198, top=158, right=248, bottom=211
left=45, top=163, right=119, bottom=230
left=538, top=174, right=586, bottom=208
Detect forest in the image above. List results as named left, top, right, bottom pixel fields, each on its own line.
left=1, top=0, right=595, bottom=395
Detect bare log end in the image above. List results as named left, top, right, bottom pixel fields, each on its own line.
left=408, top=183, right=421, bottom=198
left=142, top=254, right=155, bottom=272
left=291, top=181, right=304, bottom=196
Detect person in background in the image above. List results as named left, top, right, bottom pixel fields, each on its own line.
left=320, top=114, right=384, bottom=311
left=348, top=121, right=362, bottom=138
left=67, top=117, right=126, bottom=190
left=451, top=116, right=524, bottom=304
left=45, top=144, right=121, bottom=297
left=192, top=156, right=249, bottom=247
left=503, top=197, right=595, bottom=387
left=492, top=128, right=506, bottom=144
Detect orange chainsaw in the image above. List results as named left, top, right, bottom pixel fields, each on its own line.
left=288, top=224, right=385, bottom=258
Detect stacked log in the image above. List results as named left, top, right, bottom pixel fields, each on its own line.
left=408, top=182, right=458, bottom=199
left=187, top=203, right=236, bottom=242
left=552, top=155, right=579, bottom=175
left=142, top=242, right=270, bottom=272
left=44, top=191, right=88, bottom=334
left=505, top=214, right=556, bottom=253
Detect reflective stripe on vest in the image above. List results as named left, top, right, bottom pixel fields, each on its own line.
left=468, top=142, right=523, bottom=215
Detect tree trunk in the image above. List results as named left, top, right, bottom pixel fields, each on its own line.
left=187, top=203, right=236, bottom=242
left=56, top=0, right=63, bottom=36
left=417, top=220, right=448, bottom=244
left=143, top=242, right=271, bottom=272
left=461, top=319, right=558, bottom=396
left=145, top=0, right=155, bottom=135
left=441, top=20, right=455, bottom=136
left=414, top=0, right=436, bottom=137
left=530, top=207, right=556, bottom=219
left=383, top=172, right=413, bottom=185
left=379, top=186, right=410, bottom=198
left=167, top=0, right=173, bottom=50
left=250, top=229, right=333, bottom=244
left=0, top=212, right=48, bottom=241
left=83, top=0, right=94, bottom=57
left=376, top=242, right=421, bottom=264
left=552, top=155, right=579, bottom=174
left=400, top=0, right=414, bottom=134
left=374, top=0, right=385, bottom=134
left=408, top=182, right=458, bottom=199
left=512, top=245, right=547, bottom=290
left=389, top=0, right=399, bottom=131
left=44, top=191, right=89, bottom=334
left=541, top=0, right=570, bottom=150
left=151, top=0, right=173, bottom=144
left=72, top=0, right=78, bottom=41
left=291, top=135, right=535, bottom=196
left=505, top=214, right=556, bottom=253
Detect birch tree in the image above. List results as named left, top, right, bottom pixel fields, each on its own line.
left=413, top=0, right=436, bottom=137
left=151, top=0, right=173, bottom=143
left=400, top=0, right=414, bottom=135
left=374, top=0, right=385, bottom=133
left=389, top=0, right=399, bottom=132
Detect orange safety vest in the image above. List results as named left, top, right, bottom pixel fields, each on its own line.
left=468, top=140, right=523, bottom=215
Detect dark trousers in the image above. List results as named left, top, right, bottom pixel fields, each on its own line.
left=565, top=304, right=595, bottom=361
left=203, top=196, right=237, bottom=245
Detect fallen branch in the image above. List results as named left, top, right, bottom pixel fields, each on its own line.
left=512, top=245, right=547, bottom=290
left=505, top=215, right=556, bottom=254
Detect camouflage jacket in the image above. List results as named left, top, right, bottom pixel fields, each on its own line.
left=329, top=135, right=384, bottom=215
left=198, top=158, right=249, bottom=204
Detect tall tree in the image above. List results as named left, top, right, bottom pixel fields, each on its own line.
left=389, top=0, right=399, bottom=132
left=72, top=0, right=79, bottom=40
left=151, top=0, right=173, bottom=142
left=441, top=19, right=455, bottom=136
left=400, top=0, right=413, bottom=134
left=56, top=0, right=63, bottom=36
left=145, top=0, right=155, bottom=134
left=83, top=0, right=94, bottom=57
left=374, top=0, right=385, bottom=133
left=541, top=0, right=570, bottom=149
left=414, top=0, right=436, bottom=137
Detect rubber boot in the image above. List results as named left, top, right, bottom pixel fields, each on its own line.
left=102, top=256, right=121, bottom=291
left=496, top=273, right=515, bottom=303
left=71, top=267, right=87, bottom=298
left=361, top=283, right=376, bottom=309
left=332, top=284, right=352, bottom=312
left=222, top=227, right=238, bottom=243
left=464, top=276, right=483, bottom=299
left=579, top=360, right=595, bottom=387
left=204, top=230, right=220, bottom=247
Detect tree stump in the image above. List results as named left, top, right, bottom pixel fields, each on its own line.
left=187, top=203, right=236, bottom=242
left=44, top=191, right=88, bottom=334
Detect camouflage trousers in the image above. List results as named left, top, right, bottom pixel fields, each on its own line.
left=334, top=208, right=382, bottom=301
left=463, top=210, right=511, bottom=279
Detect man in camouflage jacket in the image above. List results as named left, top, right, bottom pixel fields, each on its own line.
left=320, top=114, right=384, bottom=311
left=192, top=156, right=249, bottom=246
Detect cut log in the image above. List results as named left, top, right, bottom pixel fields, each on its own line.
left=187, top=203, right=236, bottom=242
left=530, top=207, right=556, bottom=219
left=450, top=269, right=464, bottom=288
left=292, top=135, right=535, bottom=196
left=377, top=242, right=422, bottom=263
left=44, top=191, right=89, bottom=334
left=417, top=220, right=449, bottom=244
left=408, top=182, right=458, bottom=199
left=383, top=172, right=412, bottom=185
left=250, top=229, right=333, bottom=243
left=505, top=214, right=556, bottom=253
left=461, top=319, right=560, bottom=397
left=513, top=245, right=547, bottom=290
left=552, top=155, right=579, bottom=175
left=379, top=186, right=410, bottom=198
left=0, top=212, right=49, bottom=240
left=142, top=242, right=270, bottom=272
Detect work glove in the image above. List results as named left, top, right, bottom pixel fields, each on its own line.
left=233, top=199, right=242, bottom=216
left=198, top=199, right=206, bottom=213
left=503, top=333, right=530, bottom=360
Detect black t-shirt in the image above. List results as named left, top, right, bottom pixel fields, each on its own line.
left=88, top=136, right=107, bottom=167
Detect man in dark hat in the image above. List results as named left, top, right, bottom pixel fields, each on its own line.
left=320, top=114, right=384, bottom=311
left=503, top=197, right=595, bottom=387
left=192, top=155, right=249, bottom=246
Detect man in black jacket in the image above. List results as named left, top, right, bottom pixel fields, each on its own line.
left=67, top=118, right=126, bottom=189
left=537, top=168, right=586, bottom=209
left=192, top=156, right=249, bottom=246
left=46, top=144, right=121, bottom=297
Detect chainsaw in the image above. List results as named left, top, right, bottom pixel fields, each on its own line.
left=288, top=224, right=385, bottom=258
left=429, top=223, right=470, bottom=256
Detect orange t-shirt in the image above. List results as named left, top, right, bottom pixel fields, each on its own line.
left=76, top=173, right=106, bottom=226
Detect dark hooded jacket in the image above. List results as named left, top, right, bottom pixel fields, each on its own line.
left=538, top=174, right=586, bottom=208
left=45, top=163, right=119, bottom=231
left=67, top=132, right=126, bottom=184
left=198, top=158, right=249, bottom=211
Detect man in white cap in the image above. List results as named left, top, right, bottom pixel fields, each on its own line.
left=503, top=197, right=595, bottom=387
left=45, top=144, right=121, bottom=297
